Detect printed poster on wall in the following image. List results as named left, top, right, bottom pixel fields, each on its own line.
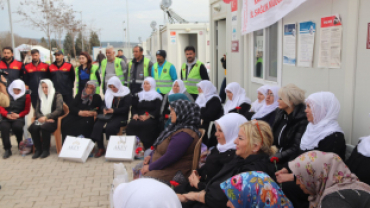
left=297, top=21, right=316, bottom=68
left=318, top=15, right=342, bottom=68
left=231, top=0, right=238, bottom=40
left=283, top=24, right=297, bottom=66
left=241, top=0, right=307, bottom=35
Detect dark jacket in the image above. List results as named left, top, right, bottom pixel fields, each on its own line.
left=102, top=94, right=132, bottom=122
left=131, top=95, right=162, bottom=119
left=69, top=94, right=102, bottom=116
left=272, top=104, right=308, bottom=162
left=200, top=97, right=224, bottom=147
left=228, top=103, right=251, bottom=116
left=35, top=93, right=63, bottom=120
left=24, top=61, right=50, bottom=95
left=0, top=57, right=24, bottom=85
left=125, top=56, right=153, bottom=95
left=76, top=65, right=101, bottom=95
left=49, top=61, right=75, bottom=95
left=245, top=109, right=277, bottom=127
left=0, top=93, right=31, bottom=121
left=346, top=146, right=370, bottom=186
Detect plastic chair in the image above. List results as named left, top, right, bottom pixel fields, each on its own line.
left=192, top=128, right=205, bottom=170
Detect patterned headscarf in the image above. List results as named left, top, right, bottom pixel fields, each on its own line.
left=289, top=151, right=370, bottom=208
left=220, top=171, right=293, bottom=208
left=154, top=100, right=201, bottom=146
left=81, top=81, right=97, bottom=105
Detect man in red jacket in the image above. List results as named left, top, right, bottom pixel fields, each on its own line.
left=0, top=47, right=24, bottom=86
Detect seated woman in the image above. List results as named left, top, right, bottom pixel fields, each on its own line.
left=250, top=86, right=280, bottom=127
left=28, top=79, right=63, bottom=159
left=126, top=77, right=162, bottom=150
left=175, top=113, right=247, bottom=194
left=61, top=81, right=102, bottom=142
left=249, top=85, right=268, bottom=113
left=90, top=76, right=132, bottom=158
left=271, top=84, right=308, bottom=163
left=289, top=151, right=370, bottom=208
left=74, top=52, right=101, bottom=95
left=0, top=79, right=31, bottom=159
left=223, top=82, right=251, bottom=115
left=221, top=171, right=294, bottom=208
left=163, top=93, right=192, bottom=129
left=141, top=100, right=202, bottom=182
left=195, top=80, right=223, bottom=147
left=178, top=120, right=277, bottom=208
left=346, top=136, right=370, bottom=186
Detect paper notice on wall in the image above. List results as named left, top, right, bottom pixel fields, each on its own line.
left=283, top=24, right=297, bottom=66
left=298, top=21, right=316, bottom=68
left=318, top=15, right=342, bottom=68
left=170, top=36, right=176, bottom=44
left=231, top=0, right=238, bottom=40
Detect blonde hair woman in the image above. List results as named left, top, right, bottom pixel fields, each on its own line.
left=178, top=120, right=277, bottom=208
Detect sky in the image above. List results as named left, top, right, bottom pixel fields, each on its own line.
left=0, top=0, right=209, bottom=43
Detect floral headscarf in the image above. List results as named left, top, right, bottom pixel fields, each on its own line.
left=220, top=171, right=293, bottom=208
left=289, top=151, right=370, bottom=208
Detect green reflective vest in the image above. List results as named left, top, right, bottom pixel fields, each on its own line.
left=75, top=64, right=100, bottom=95
left=153, top=61, right=173, bottom=94
left=127, top=57, right=150, bottom=87
left=181, top=60, right=203, bottom=94
left=101, top=58, right=124, bottom=85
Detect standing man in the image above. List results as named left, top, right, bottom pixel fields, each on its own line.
left=117, top=49, right=128, bottom=64
left=24, top=49, right=50, bottom=108
left=49, top=50, right=75, bottom=106
left=100, top=46, right=126, bottom=93
left=151, top=50, right=177, bottom=96
left=96, top=50, right=106, bottom=68
left=126, top=46, right=153, bottom=95
left=180, top=46, right=209, bottom=100
left=0, top=47, right=24, bottom=86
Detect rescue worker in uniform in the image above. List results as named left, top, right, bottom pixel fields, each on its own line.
left=151, top=50, right=177, bottom=96
left=74, top=52, right=101, bottom=95
left=100, top=46, right=126, bottom=93
left=0, top=47, right=24, bottom=86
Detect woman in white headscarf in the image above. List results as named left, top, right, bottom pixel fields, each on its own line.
left=250, top=85, right=280, bottom=127
left=347, top=135, right=370, bottom=186
left=223, top=82, right=251, bottom=116
left=91, top=76, right=132, bottom=158
left=249, top=85, right=268, bottom=113
left=113, top=178, right=182, bottom=208
left=195, top=80, right=223, bottom=147
left=0, top=79, right=31, bottom=159
left=175, top=113, right=247, bottom=196
left=28, top=79, right=63, bottom=159
left=126, top=77, right=163, bottom=150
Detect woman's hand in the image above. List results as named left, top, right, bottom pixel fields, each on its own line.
left=183, top=192, right=198, bottom=201
left=38, top=116, right=47, bottom=123
left=133, top=114, right=139, bottom=120
left=143, top=156, right=151, bottom=165
left=140, top=164, right=150, bottom=175
left=139, top=114, right=150, bottom=121
left=275, top=168, right=289, bottom=176
left=6, top=114, right=14, bottom=120
left=177, top=194, right=188, bottom=203
left=189, top=170, right=201, bottom=189
left=276, top=173, right=294, bottom=184
left=78, top=111, right=89, bottom=117
left=105, top=108, right=114, bottom=114
left=11, top=113, right=19, bottom=119
left=46, top=119, right=54, bottom=123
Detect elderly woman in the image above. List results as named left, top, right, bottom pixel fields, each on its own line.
left=271, top=84, right=308, bottom=163
left=221, top=171, right=294, bottom=208
left=289, top=151, right=370, bottom=208
left=175, top=113, right=247, bottom=195
left=224, top=82, right=251, bottom=115
left=347, top=136, right=370, bottom=186
left=0, top=79, right=31, bottom=159
left=126, top=77, right=163, bottom=150
left=141, top=100, right=202, bottom=182
left=163, top=93, right=192, bottom=129
left=28, top=79, right=63, bottom=159
left=196, top=80, right=223, bottom=147
left=90, top=76, right=132, bottom=158
left=250, top=86, right=280, bottom=127
left=178, top=120, right=277, bottom=208
left=249, top=85, right=268, bottom=113
left=74, top=52, right=101, bottom=95
left=61, top=81, right=102, bottom=143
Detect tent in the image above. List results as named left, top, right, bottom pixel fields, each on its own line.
left=14, top=44, right=55, bottom=64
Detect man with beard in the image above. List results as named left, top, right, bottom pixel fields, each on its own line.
left=24, top=49, right=50, bottom=108
left=180, top=46, right=209, bottom=100
left=0, top=47, right=24, bottom=86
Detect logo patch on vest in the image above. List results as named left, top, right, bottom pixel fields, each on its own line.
left=116, top=64, right=119, bottom=68
left=13, top=67, right=19, bottom=69
left=163, top=69, right=167, bottom=73
left=62, top=68, right=67, bottom=71
left=155, top=68, right=158, bottom=73
left=41, top=68, right=46, bottom=71
left=144, top=64, right=147, bottom=68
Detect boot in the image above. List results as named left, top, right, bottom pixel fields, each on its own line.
left=94, top=148, right=106, bottom=158
left=32, top=150, right=42, bottom=159
left=3, top=150, right=12, bottom=159
left=40, top=151, right=50, bottom=159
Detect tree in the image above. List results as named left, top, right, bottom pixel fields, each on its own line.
left=75, top=32, right=83, bottom=56
left=63, top=32, right=74, bottom=57
left=40, top=37, right=48, bottom=48
left=50, top=39, right=58, bottom=49
left=89, top=31, right=100, bottom=50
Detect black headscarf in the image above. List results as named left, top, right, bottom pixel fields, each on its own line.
left=154, top=100, right=201, bottom=146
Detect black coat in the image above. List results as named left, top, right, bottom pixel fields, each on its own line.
left=245, top=109, right=277, bottom=127
left=227, top=102, right=251, bottom=117
left=272, top=104, right=308, bottom=162
left=346, top=146, right=370, bottom=186
left=200, top=97, right=224, bottom=147
left=102, top=94, right=132, bottom=122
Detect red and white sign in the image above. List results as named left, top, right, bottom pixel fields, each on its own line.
left=231, top=41, right=239, bottom=53
left=321, top=16, right=342, bottom=28
left=241, top=0, right=307, bottom=35
left=170, top=31, right=176, bottom=36
left=231, top=0, right=238, bottom=12
left=223, top=0, right=232, bottom=3
left=367, top=23, right=370, bottom=49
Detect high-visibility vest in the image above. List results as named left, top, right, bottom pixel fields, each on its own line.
left=101, top=58, right=124, bottom=85
left=75, top=65, right=100, bottom=94
left=181, top=60, right=203, bottom=94
left=127, top=57, right=150, bottom=87
left=153, top=61, right=173, bottom=94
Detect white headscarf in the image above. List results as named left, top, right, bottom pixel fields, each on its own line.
left=8, top=79, right=26, bottom=101
left=215, top=113, right=248, bottom=153
left=250, top=85, right=269, bottom=113
left=300, top=92, right=344, bottom=150
left=223, top=82, right=252, bottom=114
left=38, top=79, right=56, bottom=115
left=113, top=178, right=182, bottom=208
left=168, top=80, right=187, bottom=95
left=105, top=76, right=130, bottom=108
left=195, top=80, right=220, bottom=108
left=138, top=77, right=163, bottom=102
left=251, top=85, right=280, bottom=120
left=358, top=136, right=370, bottom=157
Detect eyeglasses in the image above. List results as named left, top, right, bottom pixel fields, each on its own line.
left=251, top=119, right=264, bottom=145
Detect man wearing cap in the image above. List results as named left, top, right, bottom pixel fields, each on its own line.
left=49, top=50, right=75, bottom=106
left=151, top=50, right=177, bottom=96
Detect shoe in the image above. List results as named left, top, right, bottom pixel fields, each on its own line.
left=3, top=150, right=12, bottom=159
left=89, top=148, right=96, bottom=158
left=94, top=148, right=106, bottom=158
left=32, top=151, right=42, bottom=159
left=40, top=151, right=50, bottom=159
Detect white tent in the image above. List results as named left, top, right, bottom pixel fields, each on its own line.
left=14, top=44, right=55, bottom=64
